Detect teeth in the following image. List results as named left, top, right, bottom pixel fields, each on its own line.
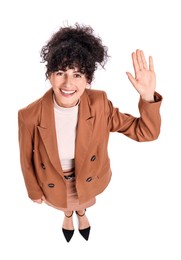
left=61, top=89, right=76, bottom=94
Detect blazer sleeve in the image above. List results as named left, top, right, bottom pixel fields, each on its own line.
left=105, top=91, right=162, bottom=142
left=18, top=110, right=44, bottom=200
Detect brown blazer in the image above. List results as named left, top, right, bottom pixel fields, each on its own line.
left=18, top=88, right=162, bottom=208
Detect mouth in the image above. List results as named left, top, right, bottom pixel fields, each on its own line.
left=60, top=89, right=77, bottom=97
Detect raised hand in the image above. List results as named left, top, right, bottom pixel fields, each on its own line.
left=126, top=49, right=156, bottom=102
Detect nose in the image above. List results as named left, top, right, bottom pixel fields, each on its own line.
left=64, top=75, right=73, bottom=88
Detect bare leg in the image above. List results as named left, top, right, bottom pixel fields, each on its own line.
left=76, top=209, right=91, bottom=240
left=62, top=211, right=74, bottom=230
left=62, top=211, right=74, bottom=242
left=76, top=210, right=90, bottom=229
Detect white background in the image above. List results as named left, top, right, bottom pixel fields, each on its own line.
left=0, top=0, right=181, bottom=259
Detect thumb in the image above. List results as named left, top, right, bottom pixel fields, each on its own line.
left=126, top=72, right=137, bottom=88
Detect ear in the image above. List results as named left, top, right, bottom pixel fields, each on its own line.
left=47, top=72, right=52, bottom=80
left=48, top=72, right=54, bottom=85
left=86, top=83, right=91, bottom=89
left=45, top=78, right=52, bottom=89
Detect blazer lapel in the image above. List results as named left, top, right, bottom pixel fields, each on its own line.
left=37, top=88, right=63, bottom=176
left=37, top=88, right=95, bottom=176
left=75, top=90, right=95, bottom=174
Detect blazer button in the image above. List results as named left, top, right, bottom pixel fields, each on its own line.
left=91, top=155, right=96, bottom=161
left=48, top=183, right=55, bottom=188
left=41, top=163, right=46, bottom=170
left=86, top=177, right=93, bottom=182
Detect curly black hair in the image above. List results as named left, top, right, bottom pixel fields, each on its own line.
left=40, top=23, right=109, bottom=83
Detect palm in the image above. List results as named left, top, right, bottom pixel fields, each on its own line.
left=126, top=50, right=156, bottom=101
left=135, top=68, right=156, bottom=95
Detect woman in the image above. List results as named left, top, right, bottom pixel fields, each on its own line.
left=18, top=23, right=162, bottom=242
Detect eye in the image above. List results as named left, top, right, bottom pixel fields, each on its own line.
left=56, top=71, right=64, bottom=76
left=73, top=73, right=82, bottom=78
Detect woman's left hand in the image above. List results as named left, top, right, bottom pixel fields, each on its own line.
left=126, top=49, right=156, bottom=102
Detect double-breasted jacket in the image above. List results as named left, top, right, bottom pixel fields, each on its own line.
left=18, top=88, right=162, bottom=208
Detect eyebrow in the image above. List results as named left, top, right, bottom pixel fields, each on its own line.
left=57, top=68, right=81, bottom=73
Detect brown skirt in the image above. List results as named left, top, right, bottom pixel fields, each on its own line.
left=43, top=173, right=96, bottom=211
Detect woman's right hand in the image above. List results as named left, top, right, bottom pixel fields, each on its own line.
left=33, top=198, right=43, bottom=204
left=32, top=196, right=45, bottom=204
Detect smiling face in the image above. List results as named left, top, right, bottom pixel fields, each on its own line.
left=49, top=68, right=89, bottom=108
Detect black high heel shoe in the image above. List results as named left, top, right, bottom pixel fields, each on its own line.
left=76, top=209, right=91, bottom=241
left=62, top=211, right=74, bottom=242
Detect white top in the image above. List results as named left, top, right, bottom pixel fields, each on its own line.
left=53, top=97, right=79, bottom=171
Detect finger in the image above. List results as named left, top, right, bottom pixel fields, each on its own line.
left=34, top=200, right=42, bottom=204
left=126, top=72, right=137, bottom=88
left=42, top=196, right=46, bottom=201
left=149, top=56, right=154, bottom=71
left=132, top=52, right=140, bottom=74
left=140, top=50, right=148, bottom=69
left=136, top=49, right=144, bottom=70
